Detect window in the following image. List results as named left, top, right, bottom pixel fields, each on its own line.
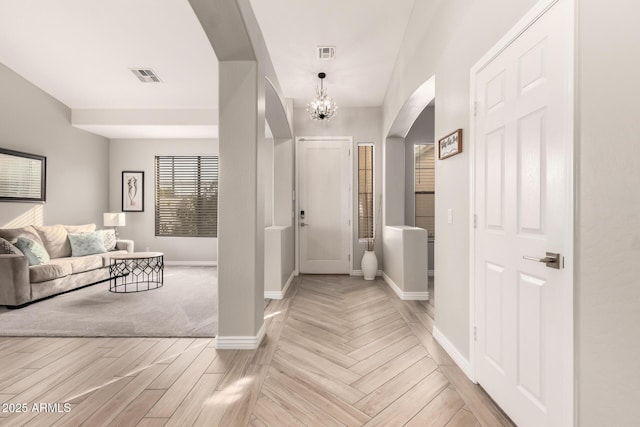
left=0, top=148, right=46, bottom=202
left=414, top=144, right=435, bottom=236
left=357, top=144, right=374, bottom=239
left=155, top=156, right=218, bottom=237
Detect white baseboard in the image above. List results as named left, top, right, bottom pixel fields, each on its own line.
left=350, top=270, right=383, bottom=277
left=164, top=261, right=217, bottom=267
left=433, top=326, right=474, bottom=381
left=429, top=270, right=435, bottom=277
left=264, top=271, right=295, bottom=299
left=215, top=322, right=266, bottom=350
left=382, top=272, right=430, bottom=301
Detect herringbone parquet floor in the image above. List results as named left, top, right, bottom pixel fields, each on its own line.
left=0, top=275, right=513, bottom=426
left=251, top=276, right=512, bottom=427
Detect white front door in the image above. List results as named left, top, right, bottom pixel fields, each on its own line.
left=473, top=1, right=573, bottom=426
left=298, top=138, right=351, bottom=274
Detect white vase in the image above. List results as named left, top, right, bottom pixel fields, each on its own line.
left=361, top=250, right=378, bottom=281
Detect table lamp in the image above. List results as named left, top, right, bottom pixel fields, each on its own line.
left=103, top=212, right=126, bottom=238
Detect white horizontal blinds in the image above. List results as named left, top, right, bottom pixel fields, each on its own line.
left=155, top=156, right=218, bottom=238
left=358, top=145, right=374, bottom=239
left=0, top=153, right=43, bottom=199
left=414, top=144, right=435, bottom=192
left=414, top=144, right=435, bottom=236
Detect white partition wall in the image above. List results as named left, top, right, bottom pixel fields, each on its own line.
left=264, top=225, right=295, bottom=299
left=382, top=225, right=429, bottom=300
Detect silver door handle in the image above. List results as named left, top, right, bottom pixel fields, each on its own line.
left=523, top=252, right=562, bottom=269
left=300, top=222, right=308, bottom=227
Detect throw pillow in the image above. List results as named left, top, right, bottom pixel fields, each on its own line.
left=0, top=225, right=45, bottom=247
left=33, top=224, right=70, bottom=259
left=100, top=229, right=117, bottom=251
left=14, top=237, right=50, bottom=265
left=0, top=237, right=24, bottom=256
left=64, top=224, right=96, bottom=234
left=67, top=231, right=107, bottom=257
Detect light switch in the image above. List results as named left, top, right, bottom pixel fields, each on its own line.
left=447, top=209, right=453, bottom=224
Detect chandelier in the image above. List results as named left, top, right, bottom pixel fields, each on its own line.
left=307, top=72, right=337, bottom=120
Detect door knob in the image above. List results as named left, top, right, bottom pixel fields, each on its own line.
left=523, top=252, right=562, bottom=269
left=300, top=222, right=308, bottom=227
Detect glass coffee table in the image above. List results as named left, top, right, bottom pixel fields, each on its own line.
left=109, top=252, right=164, bottom=293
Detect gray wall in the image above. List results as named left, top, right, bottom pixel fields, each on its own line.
left=576, top=0, right=640, bottom=424
left=293, top=107, right=383, bottom=271
left=383, top=0, right=539, bottom=361
left=263, top=137, right=274, bottom=227
left=273, top=138, right=295, bottom=286
left=273, top=138, right=294, bottom=227
left=384, top=0, right=640, bottom=422
left=0, top=63, right=109, bottom=229
left=404, top=106, right=435, bottom=227
left=108, top=138, right=218, bottom=262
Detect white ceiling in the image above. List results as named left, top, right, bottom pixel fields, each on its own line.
left=0, top=0, right=417, bottom=138
left=249, top=0, right=416, bottom=108
left=0, top=0, right=218, bottom=110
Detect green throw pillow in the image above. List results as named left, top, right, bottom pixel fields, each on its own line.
left=68, top=231, right=107, bottom=257
left=14, top=237, right=50, bottom=265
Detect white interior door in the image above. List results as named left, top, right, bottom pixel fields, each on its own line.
left=473, top=1, right=573, bottom=426
left=298, top=139, right=351, bottom=274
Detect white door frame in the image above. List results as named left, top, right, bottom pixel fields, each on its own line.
left=468, top=0, right=575, bottom=423
left=295, top=136, right=353, bottom=274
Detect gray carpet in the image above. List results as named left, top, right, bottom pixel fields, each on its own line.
left=0, top=266, right=217, bottom=337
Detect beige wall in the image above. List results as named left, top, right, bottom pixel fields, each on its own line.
left=576, top=0, right=640, bottom=424
left=108, top=138, right=218, bottom=263
left=0, top=63, right=109, bottom=229
left=383, top=0, right=539, bottom=360
left=293, top=107, right=383, bottom=271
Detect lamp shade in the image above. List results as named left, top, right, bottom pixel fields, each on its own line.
left=103, top=212, right=126, bottom=227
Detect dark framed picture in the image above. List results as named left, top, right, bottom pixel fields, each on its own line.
left=438, top=129, right=463, bottom=160
left=122, top=171, right=144, bottom=212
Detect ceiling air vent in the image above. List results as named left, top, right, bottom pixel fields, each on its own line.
left=317, top=46, right=335, bottom=60
left=130, top=68, right=162, bottom=83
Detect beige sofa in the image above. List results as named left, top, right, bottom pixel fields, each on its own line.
left=0, top=224, right=133, bottom=308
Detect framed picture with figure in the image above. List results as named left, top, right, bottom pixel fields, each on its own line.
left=122, top=171, right=144, bottom=212
left=438, top=129, right=462, bottom=160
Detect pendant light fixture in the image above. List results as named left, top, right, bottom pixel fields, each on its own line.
left=307, top=72, right=337, bottom=120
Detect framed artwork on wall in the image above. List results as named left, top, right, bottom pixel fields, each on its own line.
left=122, top=171, right=144, bottom=212
left=438, top=129, right=463, bottom=160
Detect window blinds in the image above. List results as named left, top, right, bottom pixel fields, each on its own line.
left=358, top=145, right=374, bottom=239
left=155, top=156, right=218, bottom=238
left=414, top=144, right=435, bottom=236
left=0, top=151, right=45, bottom=202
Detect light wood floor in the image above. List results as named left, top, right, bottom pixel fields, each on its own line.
left=0, top=275, right=513, bottom=426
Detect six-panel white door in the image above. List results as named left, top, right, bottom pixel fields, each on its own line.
left=298, top=139, right=351, bottom=274
left=473, top=1, right=573, bottom=426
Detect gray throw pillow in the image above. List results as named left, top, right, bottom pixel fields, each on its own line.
left=14, top=237, right=50, bottom=265
left=0, top=237, right=24, bottom=256
left=68, top=232, right=107, bottom=257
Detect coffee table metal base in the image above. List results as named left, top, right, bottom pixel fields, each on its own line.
left=109, top=252, right=164, bottom=293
